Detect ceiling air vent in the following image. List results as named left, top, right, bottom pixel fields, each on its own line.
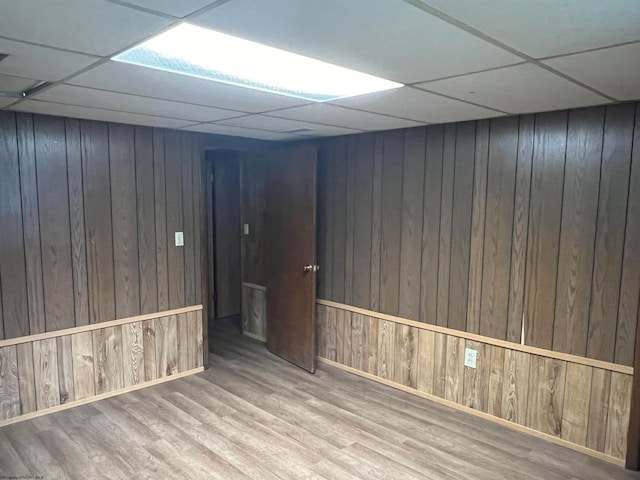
left=283, top=128, right=313, bottom=135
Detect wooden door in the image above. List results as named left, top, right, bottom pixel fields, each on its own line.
left=265, top=144, right=318, bottom=372
left=212, top=151, right=242, bottom=320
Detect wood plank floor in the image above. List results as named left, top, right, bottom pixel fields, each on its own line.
left=1, top=323, right=639, bottom=480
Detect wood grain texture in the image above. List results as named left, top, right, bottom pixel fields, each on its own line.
left=122, top=321, right=145, bottom=387
left=331, top=138, right=348, bottom=304
left=448, top=122, right=475, bottom=332
left=395, top=324, right=418, bottom=388
left=420, top=125, right=444, bottom=325
left=16, top=343, right=36, bottom=414
left=379, top=131, right=404, bottom=316
left=466, top=120, right=489, bottom=335
left=316, top=143, right=331, bottom=300
left=318, top=305, right=634, bottom=461
left=17, top=113, right=46, bottom=335
left=242, top=284, right=266, bottom=339
left=352, top=134, right=374, bottom=310
left=344, top=137, right=356, bottom=305
left=135, top=126, right=158, bottom=315
left=462, top=340, right=489, bottom=412
left=370, top=134, right=384, bottom=312
left=444, top=335, right=464, bottom=403
left=56, top=335, right=75, bottom=404
left=0, top=345, right=20, bottom=419
left=156, top=315, right=178, bottom=378
left=553, top=108, right=603, bottom=357
left=616, top=105, right=640, bottom=366
left=479, top=117, right=519, bottom=340
left=35, top=115, right=75, bottom=332
left=71, top=331, right=94, bottom=401
left=165, top=131, right=185, bottom=310
left=181, top=134, right=196, bottom=307
left=588, top=104, right=635, bottom=363
left=399, top=128, right=425, bottom=320
left=417, top=329, right=435, bottom=395
left=501, top=349, right=530, bottom=425
left=488, top=345, right=505, bottom=418
left=507, top=115, right=535, bottom=344
left=0, top=110, right=29, bottom=338
left=33, top=339, right=60, bottom=410
left=153, top=128, right=169, bottom=312
left=177, top=312, right=190, bottom=372
left=525, top=111, right=568, bottom=349
left=81, top=120, right=115, bottom=324
left=109, top=123, right=140, bottom=319
left=587, top=368, right=612, bottom=452
left=561, top=362, right=592, bottom=446
left=606, top=372, right=633, bottom=459
left=526, top=356, right=566, bottom=437
left=436, top=124, right=456, bottom=328
left=93, top=326, right=124, bottom=395
left=241, top=153, right=267, bottom=286
left=65, top=118, right=89, bottom=327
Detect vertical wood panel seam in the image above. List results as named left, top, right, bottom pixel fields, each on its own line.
left=18, top=114, right=33, bottom=335
left=134, top=127, right=142, bottom=315
left=107, top=124, right=117, bottom=323
left=585, top=109, right=608, bottom=355
left=63, top=120, right=77, bottom=329
left=613, top=105, right=638, bottom=358
left=503, top=118, right=520, bottom=341
left=445, top=125, right=457, bottom=328
left=549, top=116, right=571, bottom=350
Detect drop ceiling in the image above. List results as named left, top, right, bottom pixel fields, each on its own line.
left=1, top=0, right=638, bottom=141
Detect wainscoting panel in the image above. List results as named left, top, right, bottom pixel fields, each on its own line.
left=0, top=306, right=203, bottom=426
left=242, top=283, right=266, bottom=341
left=316, top=301, right=633, bottom=466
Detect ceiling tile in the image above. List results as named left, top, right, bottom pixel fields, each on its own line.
left=0, top=74, right=39, bottom=93
left=34, top=84, right=246, bottom=122
left=417, top=64, right=610, bottom=114
left=0, top=0, right=172, bottom=56
left=543, top=43, right=640, bottom=101
left=332, top=87, right=502, bottom=124
left=0, top=38, right=98, bottom=81
left=10, top=100, right=195, bottom=129
left=69, top=61, right=309, bottom=112
left=193, top=0, right=520, bottom=83
left=181, top=123, right=299, bottom=141
left=0, top=97, right=17, bottom=109
left=217, top=115, right=361, bottom=137
left=268, top=104, right=423, bottom=132
left=417, top=0, right=640, bottom=58
left=114, top=0, right=218, bottom=18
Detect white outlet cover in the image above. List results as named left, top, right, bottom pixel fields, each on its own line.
left=175, top=231, right=184, bottom=247
left=464, top=348, right=477, bottom=369
left=243, top=223, right=250, bottom=235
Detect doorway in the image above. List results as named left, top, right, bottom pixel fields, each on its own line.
left=207, top=149, right=242, bottom=332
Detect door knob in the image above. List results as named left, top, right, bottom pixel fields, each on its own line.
left=303, top=264, right=320, bottom=273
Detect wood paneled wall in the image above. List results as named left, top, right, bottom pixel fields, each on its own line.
left=0, top=111, right=206, bottom=339
left=241, top=152, right=267, bottom=287
left=0, top=306, right=203, bottom=426
left=242, top=283, right=266, bottom=341
left=316, top=103, right=640, bottom=366
left=316, top=302, right=632, bottom=465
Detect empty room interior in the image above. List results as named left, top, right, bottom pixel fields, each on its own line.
left=1, top=1, right=640, bottom=478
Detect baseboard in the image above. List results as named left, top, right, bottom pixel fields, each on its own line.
left=0, top=367, right=204, bottom=429
left=317, top=357, right=624, bottom=467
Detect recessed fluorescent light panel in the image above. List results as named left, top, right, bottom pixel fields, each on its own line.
left=113, top=23, right=403, bottom=102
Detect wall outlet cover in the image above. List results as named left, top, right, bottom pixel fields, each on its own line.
left=243, top=223, right=250, bottom=235
left=175, top=231, right=184, bottom=247
left=464, top=348, right=477, bottom=369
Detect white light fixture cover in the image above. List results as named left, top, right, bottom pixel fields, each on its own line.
left=113, top=23, right=403, bottom=102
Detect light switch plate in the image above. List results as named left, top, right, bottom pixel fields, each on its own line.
left=175, top=231, right=184, bottom=247
left=243, top=223, right=250, bottom=236
left=464, top=348, right=477, bottom=369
